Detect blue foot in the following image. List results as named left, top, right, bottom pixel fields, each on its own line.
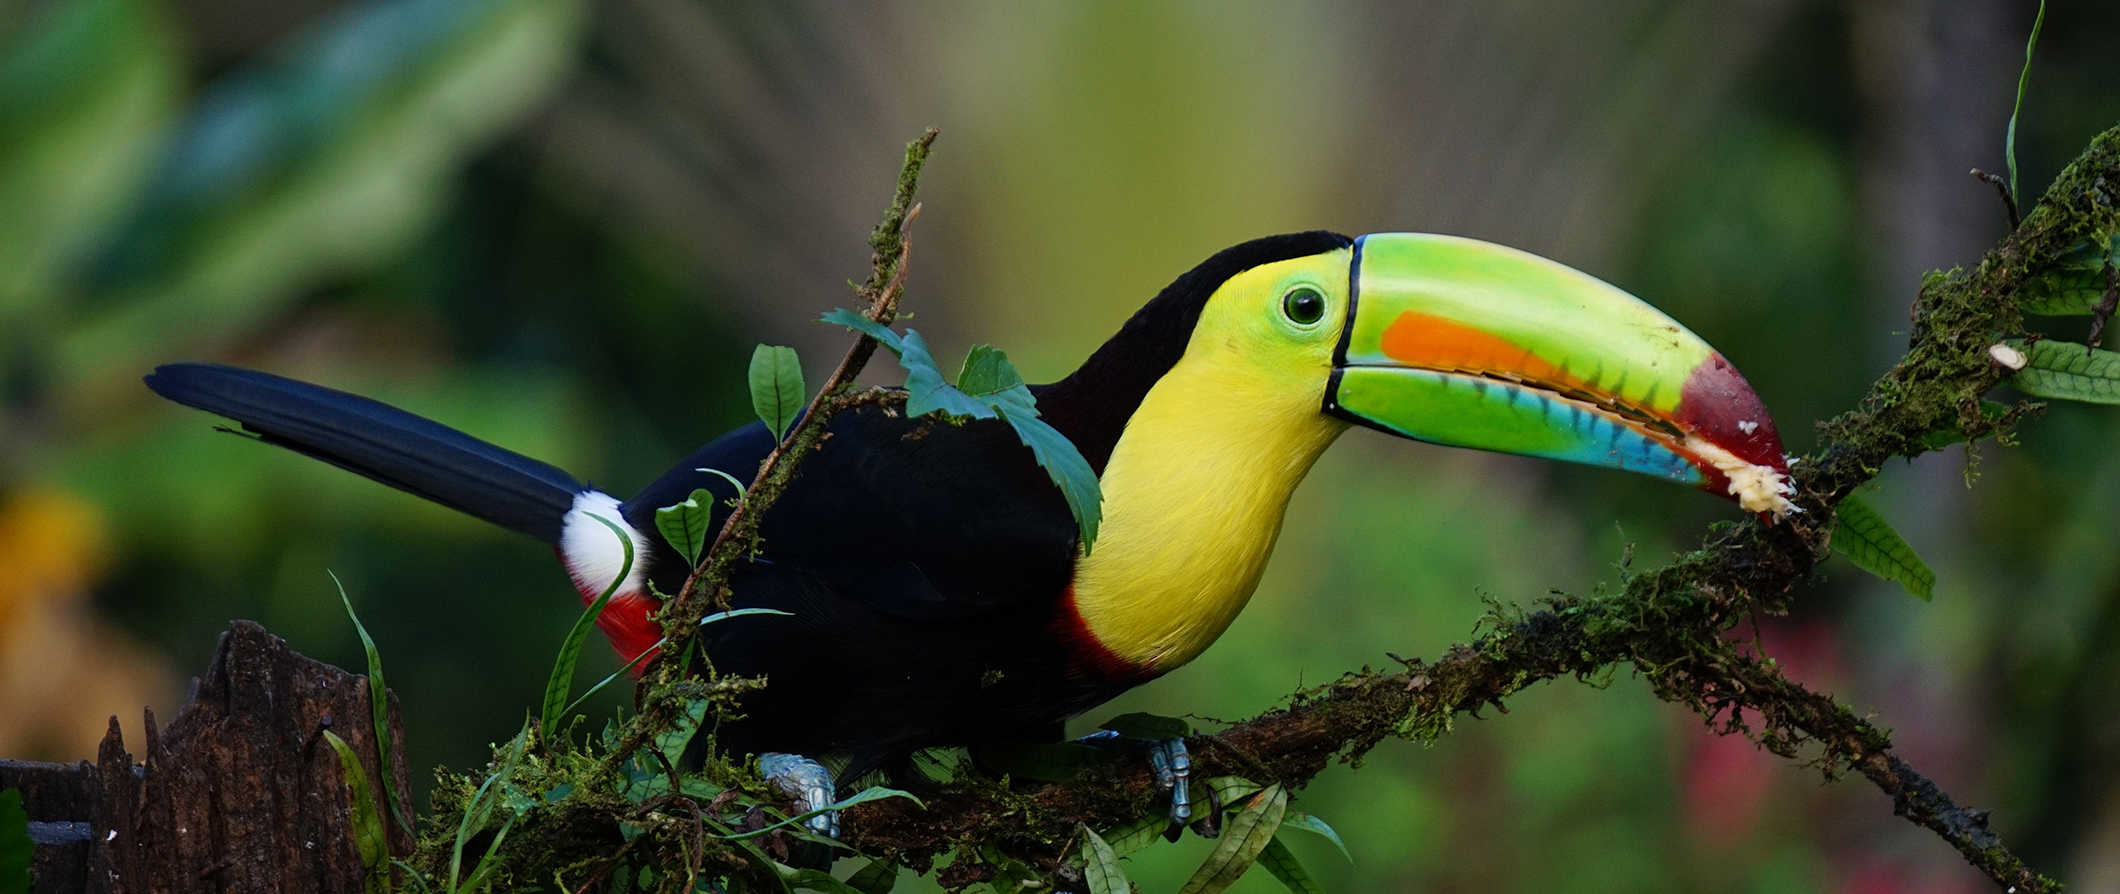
left=757, top=752, right=838, bottom=837
left=1075, top=730, right=1193, bottom=828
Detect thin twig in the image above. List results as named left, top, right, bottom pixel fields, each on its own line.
left=652, top=128, right=936, bottom=655
left=1970, top=168, right=2022, bottom=229
left=2087, top=256, right=2117, bottom=348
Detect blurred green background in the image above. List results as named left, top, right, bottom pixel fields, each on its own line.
left=3, top=0, right=2118, bottom=890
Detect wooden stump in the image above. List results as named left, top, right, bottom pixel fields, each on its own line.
left=0, top=621, right=412, bottom=892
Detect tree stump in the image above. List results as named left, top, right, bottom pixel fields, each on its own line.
left=0, top=621, right=412, bottom=892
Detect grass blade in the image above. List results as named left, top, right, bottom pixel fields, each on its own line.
left=540, top=514, right=632, bottom=737
left=2005, top=0, right=2046, bottom=201
left=450, top=725, right=529, bottom=892
left=1178, top=783, right=1289, bottom=894
left=331, top=571, right=415, bottom=839
left=321, top=731, right=390, bottom=894
left=1832, top=494, right=1936, bottom=601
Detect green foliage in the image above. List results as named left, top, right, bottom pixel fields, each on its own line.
left=2016, top=233, right=2118, bottom=315
left=0, top=0, right=177, bottom=313
left=2010, top=338, right=2120, bottom=404
left=333, top=572, right=415, bottom=839
left=1178, top=783, right=1289, bottom=894
left=55, top=0, right=589, bottom=382
left=321, top=730, right=392, bottom=894
left=1078, top=825, right=1132, bottom=894
left=845, top=859, right=898, bottom=894
left=822, top=307, right=1104, bottom=551
left=1279, top=811, right=1351, bottom=863
left=0, top=789, right=28, bottom=894
left=448, top=724, right=531, bottom=893
left=749, top=345, right=807, bottom=442
left=540, top=514, right=631, bottom=740
left=1257, top=837, right=1324, bottom=894
left=1831, top=494, right=1935, bottom=601
left=2006, top=0, right=2046, bottom=201
left=653, top=488, right=714, bottom=569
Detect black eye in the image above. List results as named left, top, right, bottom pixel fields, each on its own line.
left=1282, top=286, right=1326, bottom=325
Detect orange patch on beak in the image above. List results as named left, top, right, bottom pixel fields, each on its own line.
left=1378, top=311, right=1585, bottom=390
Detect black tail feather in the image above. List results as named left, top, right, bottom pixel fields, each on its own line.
left=144, top=363, right=583, bottom=543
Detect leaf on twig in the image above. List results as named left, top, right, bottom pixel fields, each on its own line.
left=1079, top=825, right=1132, bottom=894
left=654, top=488, right=714, bottom=568
left=1099, top=712, right=1192, bottom=741
left=749, top=344, right=807, bottom=442
left=1178, top=783, right=1289, bottom=894
left=1832, top=494, right=1935, bottom=601
left=820, top=309, right=1104, bottom=551
left=2009, top=339, right=2120, bottom=404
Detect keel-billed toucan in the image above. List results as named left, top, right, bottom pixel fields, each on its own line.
left=146, top=231, right=1790, bottom=826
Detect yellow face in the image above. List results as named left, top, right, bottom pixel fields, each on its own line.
left=1068, top=249, right=1356, bottom=672
left=1177, top=250, right=1353, bottom=417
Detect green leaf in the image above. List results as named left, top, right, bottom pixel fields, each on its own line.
left=1831, top=494, right=1935, bottom=601
left=779, top=866, right=865, bottom=893
left=907, top=747, right=965, bottom=784
left=2018, top=234, right=2119, bottom=315
left=1000, top=409, right=1103, bottom=551
left=1178, top=783, right=1289, bottom=894
left=2010, top=339, right=2120, bottom=404
left=541, top=514, right=632, bottom=737
left=1100, top=712, right=1192, bottom=741
left=1280, top=811, right=1351, bottom=863
left=1197, top=776, right=1266, bottom=811
left=654, top=488, right=714, bottom=568
left=718, top=787, right=923, bottom=841
left=1257, top=837, right=1325, bottom=894
left=0, top=789, right=29, bottom=894
left=330, top=572, right=415, bottom=840
left=820, top=307, right=906, bottom=354
left=845, top=858, right=899, bottom=894
left=749, top=344, right=807, bottom=442
left=320, top=731, right=390, bottom=894
left=2005, top=0, right=2045, bottom=201
left=1079, top=825, right=1131, bottom=894
left=957, top=345, right=1037, bottom=415
left=901, top=330, right=999, bottom=420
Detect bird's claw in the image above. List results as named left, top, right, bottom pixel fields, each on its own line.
left=757, top=752, right=838, bottom=838
left=1075, top=730, right=1193, bottom=834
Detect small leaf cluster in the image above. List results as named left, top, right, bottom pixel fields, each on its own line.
left=1065, top=776, right=1348, bottom=894
left=822, top=308, right=1103, bottom=551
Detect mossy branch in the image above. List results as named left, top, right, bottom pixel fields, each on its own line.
left=817, top=123, right=2120, bottom=891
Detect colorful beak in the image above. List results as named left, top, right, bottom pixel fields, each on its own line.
left=1326, top=233, right=1793, bottom=517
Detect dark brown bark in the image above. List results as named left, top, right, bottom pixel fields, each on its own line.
left=1, top=621, right=409, bottom=893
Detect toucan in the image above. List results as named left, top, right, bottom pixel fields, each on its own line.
left=144, top=231, right=1791, bottom=831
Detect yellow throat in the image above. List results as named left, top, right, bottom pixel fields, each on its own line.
left=1069, top=252, right=1352, bottom=671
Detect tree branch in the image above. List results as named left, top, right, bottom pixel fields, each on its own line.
left=826, top=122, right=2120, bottom=891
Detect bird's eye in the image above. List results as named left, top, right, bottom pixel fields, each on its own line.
left=1281, top=286, right=1326, bottom=326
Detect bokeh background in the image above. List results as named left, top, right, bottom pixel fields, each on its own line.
left=4, top=0, right=2118, bottom=890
